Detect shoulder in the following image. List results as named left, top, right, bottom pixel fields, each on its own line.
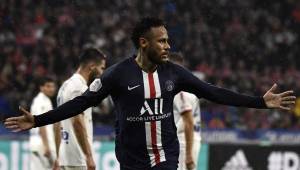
left=61, top=76, right=85, bottom=93
left=33, top=93, right=48, bottom=104
left=101, top=57, right=133, bottom=80
left=30, top=93, right=51, bottom=112
left=107, top=57, right=132, bottom=72
left=181, top=91, right=198, bottom=101
left=164, top=61, right=182, bottom=69
left=66, top=76, right=81, bottom=89
left=161, top=61, right=189, bottom=74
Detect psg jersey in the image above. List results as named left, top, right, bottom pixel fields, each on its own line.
left=34, top=56, right=266, bottom=169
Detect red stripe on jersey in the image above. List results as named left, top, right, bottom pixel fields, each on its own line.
left=148, top=73, right=160, bottom=164
left=151, top=121, right=160, bottom=164
left=148, top=73, right=156, bottom=98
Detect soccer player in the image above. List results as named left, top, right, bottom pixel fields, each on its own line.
left=169, top=52, right=201, bottom=170
left=53, top=48, right=106, bottom=170
left=29, top=77, right=56, bottom=170
left=5, top=17, right=295, bottom=170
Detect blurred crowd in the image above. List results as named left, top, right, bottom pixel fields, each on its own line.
left=1, top=0, right=300, bottom=130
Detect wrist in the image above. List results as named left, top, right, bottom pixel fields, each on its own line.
left=32, top=115, right=37, bottom=127
left=86, top=154, right=93, bottom=159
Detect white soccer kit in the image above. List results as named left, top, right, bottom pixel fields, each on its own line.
left=57, top=73, right=93, bottom=167
left=173, top=92, right=201, bottom=170
left=29, top=92, right=56, bottom=170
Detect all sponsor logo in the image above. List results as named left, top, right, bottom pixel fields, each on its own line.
left=126, top=98, right=171, bottom=122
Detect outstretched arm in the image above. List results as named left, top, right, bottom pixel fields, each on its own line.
left=4, top=66, right=115, bottom=132
left=174, top=64, right=295, bottom=110
left=4, top=88, right=107, bottom=131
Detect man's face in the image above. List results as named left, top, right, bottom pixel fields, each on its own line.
left=41, top=82, right=56, bottom=97
left=144, top=26, right=171, bottom=64
left=88, top=59, right=106, bottom=85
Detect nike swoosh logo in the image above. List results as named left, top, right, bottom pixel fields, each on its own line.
left=128, top=85, right=140, bottom=91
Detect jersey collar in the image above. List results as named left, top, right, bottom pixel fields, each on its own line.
left=73, top=73, right=87, bottom=85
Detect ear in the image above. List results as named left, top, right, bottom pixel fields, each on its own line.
left=139, top=37, right=148, bottom=48
left=88, top=62, right=96, bottom=71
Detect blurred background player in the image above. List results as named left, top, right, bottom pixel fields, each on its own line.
left=53, top=48, right=106, bottom=170
left=29, top=77, right=56, bottom=170
left=170, top=53, right=201, bottom=170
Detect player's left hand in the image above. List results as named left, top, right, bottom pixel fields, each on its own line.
left=52, top=159, right=60, bottom=170
left=44, top=147, right=54, bottom=165
left=186, top=155, right=195, bottom=170
left=263, top=84, right=296, bottom=111
left=86, top=155, right=96, bottom=170
left=4, top=106, right=35, bottom=132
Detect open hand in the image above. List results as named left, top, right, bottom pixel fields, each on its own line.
left=263, top=84, right=296, bottom=111
left=4, top=106, right=35, bottom=132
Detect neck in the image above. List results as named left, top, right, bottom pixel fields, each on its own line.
left=40, top=92, right=49, bottom=98
left=135, top=49, right=157, bottom=72
left=76, top=67, right=89, bottom=83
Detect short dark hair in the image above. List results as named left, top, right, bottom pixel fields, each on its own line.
left=78, top=48, right=106, bottom=66
left=168, top=52, right=184, bottom=63
left=38, top=77, right=54, bottom=87
left=131, top=17, right=165, bottom=49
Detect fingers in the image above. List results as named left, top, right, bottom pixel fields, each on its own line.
left=6, top=124, right=22, bottom=132
left=4, top=121, right=20, bottom=131
left=279, top=106, right=291, bottom=111
left=186, top=162, right=195, bottom=170
left=281, top=101, right=295, bottom=105
left=268, top=83, right=277, bottom=92
left=279, top=90, right=294, bottom=97
left=4, top=117, right=21, bottom=132
left=12, top=128, right=22, bottom=133
left=4, top=120, right=18, bottom=126
left=5, top=124, right=18, bottom=129
left=19, top=106, right=31, bottom=116
left=282, top=96, right=297, bottom=101
left=4, top=117, right=20, bottom=127
left=5, top=117, right=20, bottom=122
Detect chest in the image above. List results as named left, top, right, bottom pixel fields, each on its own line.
left=116, top=69, right=176, bottom=100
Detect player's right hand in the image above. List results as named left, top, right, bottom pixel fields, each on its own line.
left=44, top=147, right=54, bottom=165
left=4, top=106, right=35, bottom=132
left=52, top=159, right=60, bottom=170
left=186, top=155, right=195, bottom=170
left=86, top=155, right=96, bottom=170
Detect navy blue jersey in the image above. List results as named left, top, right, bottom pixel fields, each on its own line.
left=34, top=56, right=266, bottom=169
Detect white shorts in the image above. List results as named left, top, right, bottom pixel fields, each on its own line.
left=178, top=135, right=201, bottom=170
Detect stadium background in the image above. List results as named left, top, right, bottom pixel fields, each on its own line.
left=1, top=0, right=300, bottom=169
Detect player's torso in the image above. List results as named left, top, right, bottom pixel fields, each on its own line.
left=57, top=74, right=93, bottom=166
left=111, top=58, right=180, bottom=168
left=173, top=92, right=201, bottom=144
left=29, top=93, right=55, bottom=152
